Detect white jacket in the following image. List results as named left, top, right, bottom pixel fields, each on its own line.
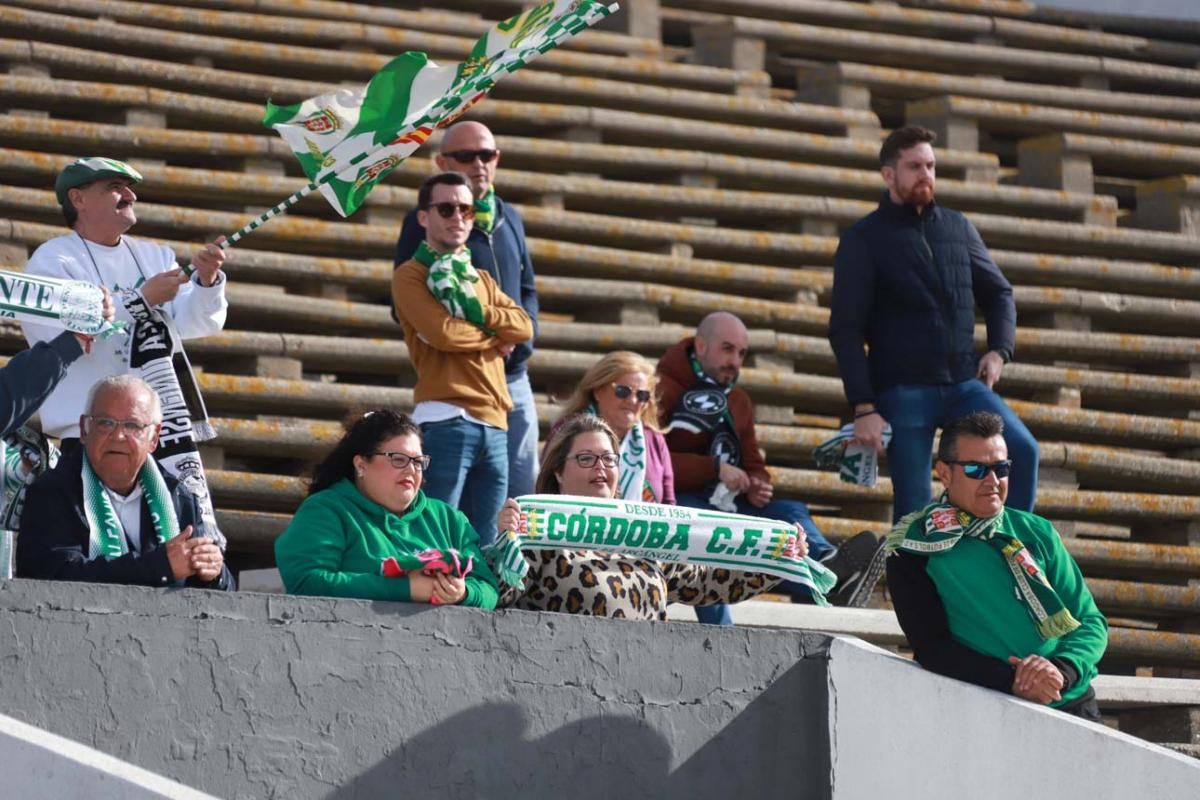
left=21, top=232, right=227, bottom=438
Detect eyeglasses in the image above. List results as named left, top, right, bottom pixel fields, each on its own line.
left=570, top=452, right=619, bottom=469
left=943, top=459, right=1012, bottom=480
left=373, top=452, right=432, bottom=472
left=423, top=202, right=476, bottom=220
left=613, top=384, right=651, bottom=404
left=86, top=416, right=156, bottom=438
left=443, top=149, right=499, bottom=164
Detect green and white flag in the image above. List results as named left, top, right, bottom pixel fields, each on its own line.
left=262, top=0, right=617, bottom=218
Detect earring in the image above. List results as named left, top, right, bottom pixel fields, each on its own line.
left=356, top=469, right=365, bottom=478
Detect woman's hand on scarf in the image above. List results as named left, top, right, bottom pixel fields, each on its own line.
left=497, top=498, right=523, bottom=534
left=786, top=525, right=809, bottom=560
left=407, top=572, right=437, bottom=603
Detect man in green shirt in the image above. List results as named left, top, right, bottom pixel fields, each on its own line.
left=886, top=411, right=1108, bottom=719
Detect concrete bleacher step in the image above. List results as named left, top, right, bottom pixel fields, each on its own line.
left=171, top=0, right=666, bottom=58
left=664, top=600, right=1200, bottom=664
left=1, top=0, right=763, bottom=95
left=791, top=61, right=1200, bottom=122
left=681, top=13, right=1200, bottom=93
left=0, top=71, right=989, bottom=176
left=664, top=0, right=1200, bottom=66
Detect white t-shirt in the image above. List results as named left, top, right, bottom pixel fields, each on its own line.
left=22, top=232, right=228, bottom=438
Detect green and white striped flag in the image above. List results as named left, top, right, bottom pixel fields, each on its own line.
left=262, top=0, right=616, bottom=218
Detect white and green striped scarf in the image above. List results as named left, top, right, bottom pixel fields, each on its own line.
left=484, top=494, right=838, bottom=604
left=413, top=241, right=493, bottom=333
left=886, top=494, right=1081, bottom=640
left=83, top=454, right=179, bottom=560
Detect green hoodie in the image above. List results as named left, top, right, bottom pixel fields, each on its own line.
left=275, top=479, right=499, bottom=609
left=920, top=508, right=1108, bottom=706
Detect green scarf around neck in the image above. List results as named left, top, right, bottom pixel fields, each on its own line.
left=474, top=185, right=496, bottom=234
left=413, top=240, right=494, bottom=334
left=83, top=454, right=179, bottom=560
left=886, top=493, right=1081, bottom=640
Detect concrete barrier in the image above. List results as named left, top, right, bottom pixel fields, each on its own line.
left=0, top=712, right=219, bottom=799
left=0, top=580, right=1194, bottom=799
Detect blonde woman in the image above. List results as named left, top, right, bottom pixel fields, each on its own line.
left=547, top=351, right=674, bottom=504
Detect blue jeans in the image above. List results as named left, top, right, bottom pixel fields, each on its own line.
left=419, top=417, right=508, bottom=547
left=876, top=379, right=1039, bottom=522
left=505, top=373, right=539, bottom=498
left=675, top=492, right=836, bottom=624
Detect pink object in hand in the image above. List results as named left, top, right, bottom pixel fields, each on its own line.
left=381, top=557, right=407, bottom=578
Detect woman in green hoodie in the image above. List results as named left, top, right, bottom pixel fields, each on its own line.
left=275, top=409, right=499, bottom=608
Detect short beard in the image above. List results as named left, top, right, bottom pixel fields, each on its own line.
left=900, top=182, right=934, bottom=208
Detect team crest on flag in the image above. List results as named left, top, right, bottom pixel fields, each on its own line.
left=301, top=108, right=342, bottom=134
left=262, top=0, right=618, bottom=218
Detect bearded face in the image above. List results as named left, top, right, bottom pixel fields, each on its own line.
left=884, top=142, right=936, bottom=211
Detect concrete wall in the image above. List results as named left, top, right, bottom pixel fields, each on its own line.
left=0, top=580, right=831, bottom=800
left=0, top=711, right=220, bottom=799
left=826, top=637, right=1200, bottom=800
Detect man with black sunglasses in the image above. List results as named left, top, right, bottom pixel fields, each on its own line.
left=887, top=411, right=1107, bottom=720
left=394, top=121, right=540, bottom=500
left=393, top=172, right=533, bottom=547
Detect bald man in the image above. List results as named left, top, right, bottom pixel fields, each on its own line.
left=657, top=313, right=884, bottom=621
left=394, top=122, right=540, bottom=498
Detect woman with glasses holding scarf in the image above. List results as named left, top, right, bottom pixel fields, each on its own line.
left=275, top=409, right=499, bottom=608
left=492, top=414, right=806, bottom=619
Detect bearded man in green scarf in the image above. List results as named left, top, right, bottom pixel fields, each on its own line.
left=886, top=411, right=1107, bottom=719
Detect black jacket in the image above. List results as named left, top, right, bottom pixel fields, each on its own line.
left=0, top=332, right=81, bottom=437
left=394, top=193, right=539, bottom=378
left=16, top=447, right=233, bottom=590
left=829, top=194, right=1016, bottom=407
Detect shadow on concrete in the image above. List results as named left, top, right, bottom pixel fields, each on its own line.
left=327, top=659, right=828, bottom=800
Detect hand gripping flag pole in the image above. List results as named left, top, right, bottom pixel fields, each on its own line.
left=182, top=0, right=617, bottom=274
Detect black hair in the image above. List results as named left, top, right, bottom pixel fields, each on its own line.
left=417, top=171, right=470, bottom=210
left=309, top=409, right=422, bottom=496
left=937, top=411, right=1005, bottom=463
left=879, top=125, right=938, bottom=168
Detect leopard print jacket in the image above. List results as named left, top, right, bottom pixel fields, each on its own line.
left=499, top=548, right=781, bottom=620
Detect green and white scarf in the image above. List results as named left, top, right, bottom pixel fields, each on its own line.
left=0, top=427, right=58, bottom=578
left=886, top=494, right=1081, bottom=640
left=0, top=268, right=122, bottom=337
left=413, top=241, right=493, bottom=333
left=83, top=453, right=180, bottom=560
left=586, top=404, right=652, bottom=502
left=474, top=185, right=496, bottom=234
left=484, top=494, right=838, bottom=604
left=813, top=422, right=892, bottom=487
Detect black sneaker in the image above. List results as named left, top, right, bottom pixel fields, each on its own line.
left=823, top=530, right=887, bottom=608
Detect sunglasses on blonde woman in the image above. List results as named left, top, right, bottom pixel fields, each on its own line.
left=613, top=384, right=651, bottom=404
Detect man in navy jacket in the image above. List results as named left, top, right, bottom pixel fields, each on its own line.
left=828, top=125, right=1038, bottom=521
left=394, top=122, right=540, bottom=497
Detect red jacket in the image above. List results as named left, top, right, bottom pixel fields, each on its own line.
left=655, top=338, right=769, bottom=493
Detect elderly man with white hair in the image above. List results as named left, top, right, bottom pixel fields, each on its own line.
left=16, top=375, right=232, bottom=590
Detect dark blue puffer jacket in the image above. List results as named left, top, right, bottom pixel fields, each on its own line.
left=829, top=193, right=1015, bottom=406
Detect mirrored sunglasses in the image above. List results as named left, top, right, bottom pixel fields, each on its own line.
left=945, top=459, right=1012, bottom=480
